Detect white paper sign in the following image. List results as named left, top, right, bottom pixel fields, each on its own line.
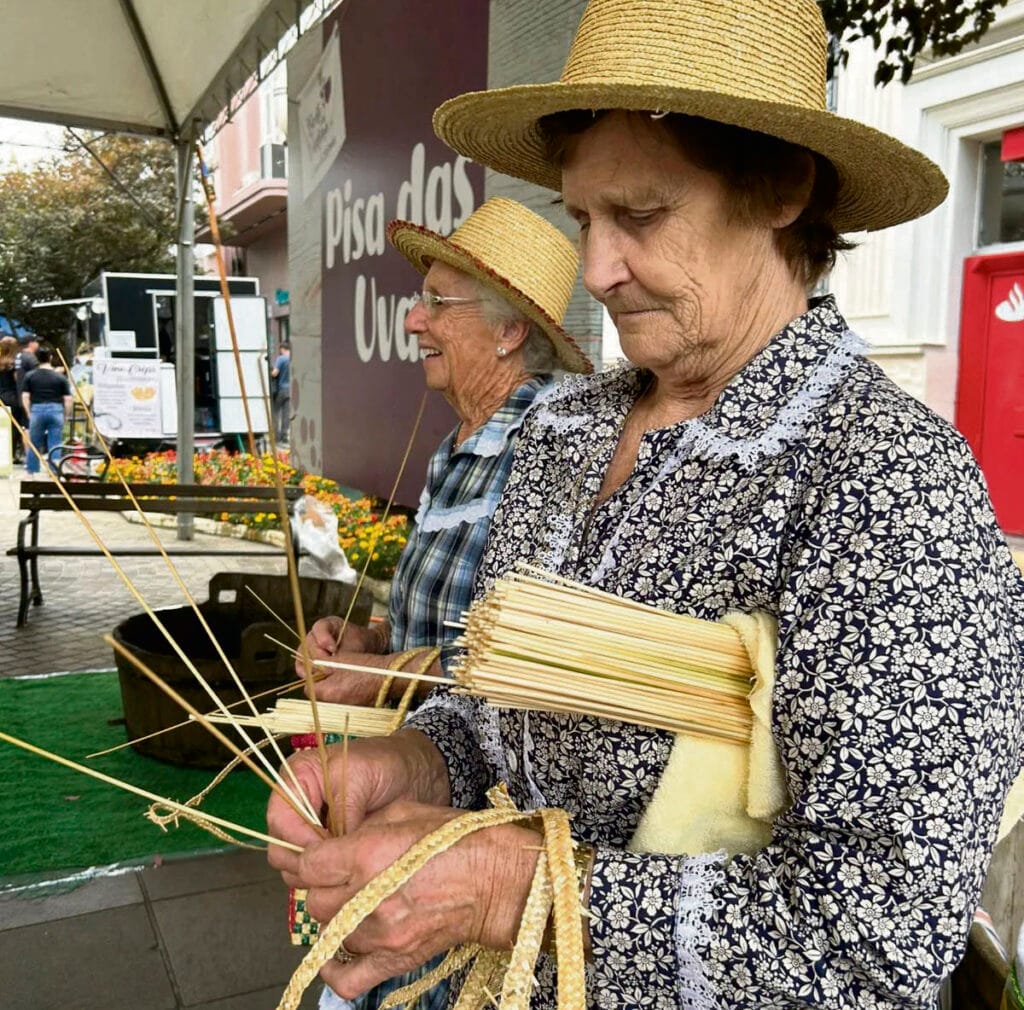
left=298, top=28, right=346, bottom=202
left=92, top=358, right=162, bottom=438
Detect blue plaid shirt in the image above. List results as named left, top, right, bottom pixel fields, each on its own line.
left=389, top=375, right=553, bottom=660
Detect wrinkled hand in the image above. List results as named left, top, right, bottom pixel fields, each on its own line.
left=284, top=800, right=542, bottom=999
left=296, top=616, right=389, bottom=706
left=268, top=729, right=452, bottom=860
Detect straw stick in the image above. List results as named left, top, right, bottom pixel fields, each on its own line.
left=265, top=636, right=450, bottom=687
left=106, top=635, right=324, bottom=831
left=250, top=344, right=338, bottom=837
left=331, top=390, right=428, bottom=654
left=245, top=584, right=302, bottom=641
left=340, top=715, right=350, bottom=836
left=49, top=362, right=320, bottom=825
left=0, top=729, right=302, bottom=853
left=85, top=672, right=328, bottom=759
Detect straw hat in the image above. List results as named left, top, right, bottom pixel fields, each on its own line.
left=432, top=0, right=948, bottom=234
left=387, top=197, right=592, bottom=374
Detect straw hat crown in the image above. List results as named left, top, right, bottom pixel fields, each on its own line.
left=388, top=197, right=591, bottom=374
left=562, top=0, right=827, bottom=109
left=433, top=0, right=948, bottom=233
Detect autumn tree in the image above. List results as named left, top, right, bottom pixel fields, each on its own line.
left=821, top=0, right=1011, bottom=84
left=0, top=132, right=179, bottom=338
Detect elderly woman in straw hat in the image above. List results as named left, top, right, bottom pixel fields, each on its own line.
left=270, top=2, right=1024, bottom=1007
left=301, top=196, right=588, bottom=704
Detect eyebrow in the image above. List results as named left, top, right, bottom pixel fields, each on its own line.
left=563, top=186, right=670, bottom=218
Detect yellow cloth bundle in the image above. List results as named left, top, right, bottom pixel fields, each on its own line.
left=630, top=610, right=1024, bottom=856
left=629, top=611, right=789, bottom=857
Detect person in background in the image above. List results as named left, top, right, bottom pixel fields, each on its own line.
left=271, top=340, right=291, bottom=444
left=14, top=333, right=40, bottom=462
left=0, top=336, right=26, bottom=462
left=300, top=196, right=590, bottom=1010
left=22, top=346, right=72, bottom=476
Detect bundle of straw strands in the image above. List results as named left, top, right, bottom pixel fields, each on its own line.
left=202, top=699, right=398, bottom=738
left=452, top=565, right=754, bottom=743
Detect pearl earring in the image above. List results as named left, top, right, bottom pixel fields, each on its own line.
left=496, top=346, right=507, bottom=357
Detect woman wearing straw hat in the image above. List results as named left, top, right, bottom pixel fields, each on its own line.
left=270, top=2, right=1024, bottom=1008
left=301, top=196, right=589, bottom=705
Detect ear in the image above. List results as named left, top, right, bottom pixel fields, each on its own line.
left=497, top=318, right=530, bottom=355
left=771, top=152, right=815, bottom=230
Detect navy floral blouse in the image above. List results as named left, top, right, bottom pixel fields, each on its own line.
left=405, top=296, right=1024, bottom=1010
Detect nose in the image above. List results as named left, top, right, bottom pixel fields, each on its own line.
left=404, top=297, right=429, bottom=335
left=580, top=223, right=630, bottom=301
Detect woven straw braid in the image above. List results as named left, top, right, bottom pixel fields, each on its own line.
left=431, top=0, right=948, bottom=234
left=387, top=198, right=591, bottom=375
left=275, top=800, right=586, bottom=1010
left=379, top=944, right=482, bottom=1010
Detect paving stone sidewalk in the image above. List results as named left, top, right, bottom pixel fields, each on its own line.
left=0, top=471, right=323, bottom=1009
left=0, top=472, right=290, bottom=678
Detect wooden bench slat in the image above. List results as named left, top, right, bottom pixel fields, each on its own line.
left=18, top=499, right=293, bottom=514
left=6, top=547, right=286, bottom=557
left=10, top=479, right=306, bottom=628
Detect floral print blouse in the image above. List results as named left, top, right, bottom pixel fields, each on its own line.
left=405, top=296, right=1024, bottom=1010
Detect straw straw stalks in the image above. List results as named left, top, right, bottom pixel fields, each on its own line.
left=452, top=565, right=754, bottom=743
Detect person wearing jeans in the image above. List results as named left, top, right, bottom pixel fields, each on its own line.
left=21, top=346, right=72, bottom=476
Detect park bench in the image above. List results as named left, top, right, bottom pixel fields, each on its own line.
left=8, top=481, right=304, bottom=628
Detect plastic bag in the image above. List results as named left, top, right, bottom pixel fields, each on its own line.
left=292, top=495, right=357, bottom=584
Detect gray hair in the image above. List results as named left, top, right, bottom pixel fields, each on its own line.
left=473, top=280, right=561, bottom=376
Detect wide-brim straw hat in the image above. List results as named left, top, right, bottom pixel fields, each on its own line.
left=432, top=0, right=948, bottom=234
left=387, top=197, right=592, bottom=374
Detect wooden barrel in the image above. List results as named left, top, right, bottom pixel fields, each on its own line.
left=111, top=573, right=373, bottom=767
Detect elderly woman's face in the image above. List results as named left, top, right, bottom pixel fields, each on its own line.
left=404, top=262, right=504, bottom=402
left=561, top=111, right=785, bottom=376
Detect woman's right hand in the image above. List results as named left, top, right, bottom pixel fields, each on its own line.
left=296, top=616, right=392, bottom=707
left=267, top=729, right=452, bottom=873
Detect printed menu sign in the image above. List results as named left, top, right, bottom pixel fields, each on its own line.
left=92, top=358, right=162, bottom=438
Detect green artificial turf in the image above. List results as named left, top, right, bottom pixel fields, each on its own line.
left=0, top=671, right=269, bottom=881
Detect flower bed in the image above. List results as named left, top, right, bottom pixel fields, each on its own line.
left=104, top=449, right=409, bottom=580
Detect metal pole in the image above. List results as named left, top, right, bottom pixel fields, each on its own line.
left=175, top=140, right=196, bottom=541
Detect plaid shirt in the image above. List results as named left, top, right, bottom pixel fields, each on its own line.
left=389, top=375, right=552, bottom=660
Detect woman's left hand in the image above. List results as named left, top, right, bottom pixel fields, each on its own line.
left=288, top=800, right=541, bottom=999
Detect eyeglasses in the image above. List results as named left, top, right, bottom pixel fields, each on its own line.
left=410, top=291, right=484, bottom=316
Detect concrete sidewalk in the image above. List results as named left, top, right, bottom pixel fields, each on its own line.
left=0, top=471, right=321, bottom=1009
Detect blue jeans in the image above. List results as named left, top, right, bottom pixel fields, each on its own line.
left=26, top=403, right=65, bottom=475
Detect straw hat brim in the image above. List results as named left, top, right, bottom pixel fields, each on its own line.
left=434, top=82, right=949, bottom=234
left=387, top=219, right=592, bottom=374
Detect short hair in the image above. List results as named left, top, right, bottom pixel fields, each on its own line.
left=473, top=280, right=560, bottom=375
left=36, top=346, right=53, bottom=365
left=278, top=341, right=290, bottom=351
left=538, top=110, right=853, bottom=289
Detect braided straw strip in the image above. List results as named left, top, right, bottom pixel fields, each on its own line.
left=379, top=945, right=483, bottom=1010
left=540, top=810, right=586, bottom=1010
left=146, top=736, right=279, bottom=850
left=275, top=800, right=586, bottom=1010
left=454, top=950, right=509, bottom=1010
left=499, top=852, right=552, bottom=1010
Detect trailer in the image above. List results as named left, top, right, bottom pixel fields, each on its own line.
left=82, top=272, right=270, bottom=445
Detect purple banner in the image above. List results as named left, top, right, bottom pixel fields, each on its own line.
left=319, top=0, right=488, bottom=504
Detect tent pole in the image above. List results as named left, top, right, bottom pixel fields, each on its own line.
left=175, top=140, right=196, bottom=541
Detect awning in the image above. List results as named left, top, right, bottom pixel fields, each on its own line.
left=0, top=0, right=325, bottom=140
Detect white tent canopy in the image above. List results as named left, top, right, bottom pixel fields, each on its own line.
left=1, top=0, right=326, bottom=536
left=1, top=0, right=323, bottom=140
